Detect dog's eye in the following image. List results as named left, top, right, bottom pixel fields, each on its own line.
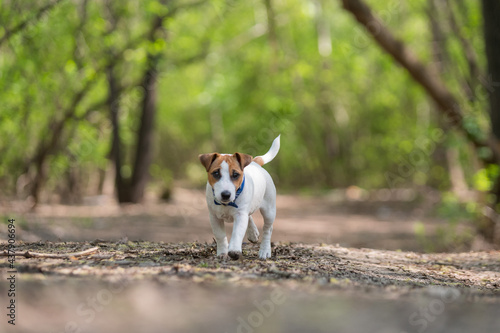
left=212, top=170, right=221, bottom=179
left=231, top=171, right=240, bottom=179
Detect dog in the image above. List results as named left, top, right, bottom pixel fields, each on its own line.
left=199, top=135, right=280, bottom=260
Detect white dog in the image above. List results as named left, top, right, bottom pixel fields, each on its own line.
left=199, top=135, right=280, bottom=260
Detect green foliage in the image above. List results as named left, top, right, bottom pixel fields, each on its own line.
left=474, top=165, right=500, bottom=192
left=0, top=0, right=490, bottom=202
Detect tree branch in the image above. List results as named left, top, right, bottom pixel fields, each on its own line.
left=340, top=0, right=500, bottom=165
left=0, top=246, right=99, bottom=259
left=0, top=0, right=67, bottom=47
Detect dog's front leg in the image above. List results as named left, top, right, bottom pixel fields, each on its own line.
left=209, top=213, right=228, bottom=257
left=228, top=212, right=249, bottom=260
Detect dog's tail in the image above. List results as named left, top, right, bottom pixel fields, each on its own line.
left=253, top=135, right=280, bottom=166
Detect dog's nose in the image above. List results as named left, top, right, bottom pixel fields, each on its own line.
left=221, top=191, right=231, bottom=201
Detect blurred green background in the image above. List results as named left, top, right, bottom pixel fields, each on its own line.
left=1, top=0, right=499, bottom=249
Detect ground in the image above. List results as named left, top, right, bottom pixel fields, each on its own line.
left=0, top=189, right=499, bottom=332
left=1, top=187, right=458, bottom=251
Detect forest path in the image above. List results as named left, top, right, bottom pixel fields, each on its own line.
left=0, top=241, right=499, bottom=333
left=4, top=187, right=448, bottom=252
left=2, top=188, right=498, bottom=332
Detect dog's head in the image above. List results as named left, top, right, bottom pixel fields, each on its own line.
left=198, top=152, right=253, bottom=204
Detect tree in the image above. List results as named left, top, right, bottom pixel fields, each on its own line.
left=108, top=12, right=165, bottom=204
left=340, top=0, right=500, bottom=243
left=482, top=1, right=500, bottom=211
left=482, top=1, right=500, bottom=142
left=0, top=0, right=494, bottom=242
left=106, top=0, right=206, bottom=203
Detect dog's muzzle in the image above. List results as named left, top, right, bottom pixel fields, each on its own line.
left=213, top=176, right=245, bottom=208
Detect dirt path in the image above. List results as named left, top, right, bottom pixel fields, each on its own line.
left=1, top=189, right=497, bottom=332
left=1, top=241, right=499, bottom=333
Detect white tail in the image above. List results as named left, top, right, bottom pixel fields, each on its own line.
left=254, top=135, right=280, bottom=166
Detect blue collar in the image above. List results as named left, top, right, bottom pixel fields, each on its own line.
left=213, top=176, right=245, bottom=208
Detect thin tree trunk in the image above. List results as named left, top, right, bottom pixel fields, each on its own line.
left=107, top=64, right=131, bottom=202
left=126, top=14, right=165, bottom=203
left=129, top=53, right=159, bottom=203
left=481, top=0, right=500, bottom=241
left=481, top=1, right=500, bottom=142
left=428, top=0, right=469, bottom=200
left=314, top=0, right=337, bottom=186
left=30, top=154, right=47, bottom=205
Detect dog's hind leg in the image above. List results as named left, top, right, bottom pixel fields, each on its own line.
left=258, top=178, right=276, bottom=259
left=246, top=215, right=259, bottom=243
left=258, top=205, right=275, bottom=259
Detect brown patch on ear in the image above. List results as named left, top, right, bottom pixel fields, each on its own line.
left=199, top=153, right=219, bottom=171
left=234, top=152, right=253, bottom=170
left=253, top=157, right=264, bottom=166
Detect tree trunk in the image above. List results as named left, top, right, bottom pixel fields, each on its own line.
left=109, top=14, right=164, bottom=204
left=107, top=64, right=131, bottom=202
left=428, top=0, right=469, bottom=200
left=129, top=54, right=159, bottom=203
left=482, top=1, right=500, bottom=144
left=314, top=0, right=338, bottom=187
left=30, top=154, right=47, bottom=205
left=481, top=0, right=500, bottom=241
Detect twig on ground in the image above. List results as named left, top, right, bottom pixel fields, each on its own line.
left=0, top=246, right=99, bottom=259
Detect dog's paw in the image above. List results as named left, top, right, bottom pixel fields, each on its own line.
left=246, top=229, right=260, bottom=243
left=258, top=247, right=272, bottom=260
left=228, top=251, right=242, bottom=260
left=217, top=253, right=229, bottom=261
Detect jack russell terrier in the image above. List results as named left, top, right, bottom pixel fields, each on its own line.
left=199, top=135, right=280, bottom=260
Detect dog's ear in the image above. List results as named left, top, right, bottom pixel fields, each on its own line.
left=199, top=153, right=219, bottom=171
left=234, top=152, right=253, bottom=170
